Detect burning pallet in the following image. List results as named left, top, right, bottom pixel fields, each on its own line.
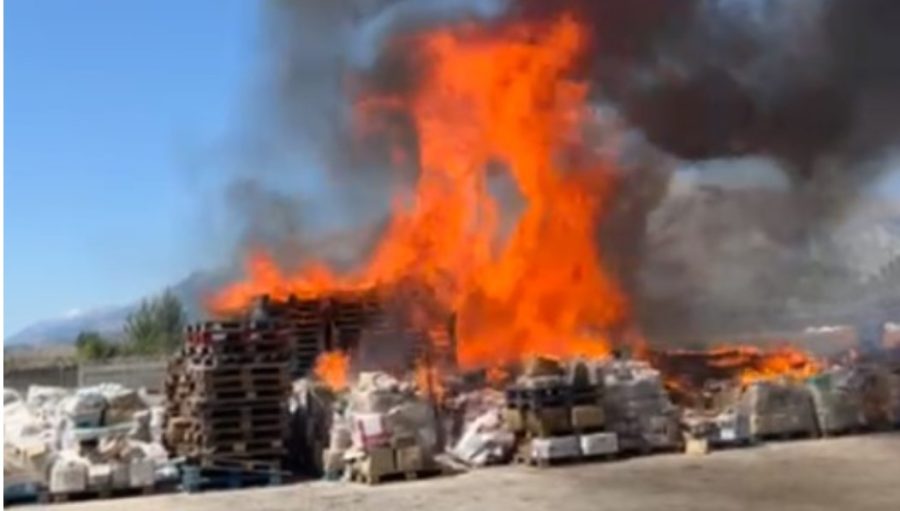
left=164, top=320, right=292, bottom=479
left=248, top=290, right=456, bottom=378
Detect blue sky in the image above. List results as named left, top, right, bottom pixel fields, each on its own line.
left=5, top=0, right=261, bottom=334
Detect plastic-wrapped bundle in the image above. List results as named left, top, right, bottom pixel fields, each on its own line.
left=740, top=380, right=819, bottom=438
left=806, top=369, right=865, bottom=435
left=600, top=360, right=681, bottom=451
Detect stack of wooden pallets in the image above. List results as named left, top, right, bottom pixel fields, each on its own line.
left=253, top=296, right=328, bottom=377
left=164, top=320, right=291, bottom=488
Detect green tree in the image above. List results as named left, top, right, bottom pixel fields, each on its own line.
left=124, top=289, right=187, bottom=355
left=74, top=331, right=117, bottom=361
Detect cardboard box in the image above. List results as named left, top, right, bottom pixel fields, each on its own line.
left=503, top=408, right=525, bottom=433
left=579, top=432, right=618, bottom=456
left=530, top=436, right=580, bottom=461
left=685, top=437, right=710, bottom=456
left=571, top=405, right=605, bottom=430
left=395, top=445, right=425, bottom=472
left=361, top=447, right=396, bottom=479
left=526, top=407, right=572, bottom=437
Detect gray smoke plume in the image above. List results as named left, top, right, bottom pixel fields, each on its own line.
left=237, top=0, right=900, bottom=338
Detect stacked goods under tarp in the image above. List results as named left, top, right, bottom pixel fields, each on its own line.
left=601, top=359, right=682, bottom=453
left=326, top=372, right=441, bottom=484
left=5, top=390, right=53, bottom=503
left=448, top=389, right=515, bottom=467
left=164, top=320, right=291, bottom=489
left=806, top=369, right=865, bottom=435
left=739, top=378, right=819, bottom=439
left=506, top=357, right=618, bottom=466
left=843, top=363, right=900, bottom=430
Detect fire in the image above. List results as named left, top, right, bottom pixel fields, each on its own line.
left=692, top=345, right=821, bottom=384
left=720, top=346, right=824, bottom=386
left=653, top=344, right=825, bottom=398
left=314, top=351, right=350, bottom=390
left=414, top=359, right=446, bottom=402
left=213, top=14, right=628, bottom=371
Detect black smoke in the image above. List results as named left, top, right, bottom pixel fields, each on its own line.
left=246, top=0, right=900, bottom=339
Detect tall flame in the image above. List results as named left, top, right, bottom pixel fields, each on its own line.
left=314, top=351, right=350, bottom=390
left=213, top=14, right=628, bottom=371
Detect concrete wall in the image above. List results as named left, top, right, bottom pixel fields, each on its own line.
left=78, top=360, right=168, bottom=392
left=4, top=359, right=168, bottom=393
left=4, top=364, right=79, bottom=392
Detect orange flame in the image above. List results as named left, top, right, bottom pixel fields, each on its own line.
left=414, top=359, right=446, bottom=402
left=212, top=14, right=628, bottom=372
left=314, top=351, right=350, bottom=390
left=706, top=345, right=823, bottom=386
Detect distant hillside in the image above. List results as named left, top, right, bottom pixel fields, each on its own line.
left=5, top=270, right=232, bottom=347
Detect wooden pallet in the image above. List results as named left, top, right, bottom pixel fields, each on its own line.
left=185, top=342, right=289, bottom=357
left=186, top=353, right=289, bottom=368
left=756, top=429, right=820, bottom=442
left=186, top=320, right=281, bottom=332
left=180, top=464, right=284, bottom=493
left=350, top=467, right=441, bottom=485
left=193, top=455, right=284, bottom=472
left=178, top=387, right=286, bottom=402
left=184, top=425, right=287, bottom=445
left=44, top=485, right=155, bottom=504
left=193, top=440, right=286, bottom=457
left=181, top=401, right=285, bottom=418
left=186, top=414, right=287, bottom=431
left=519, top=452, right=619, bottom=468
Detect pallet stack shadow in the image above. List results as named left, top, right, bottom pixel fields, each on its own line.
left=163, top=320, right=291, bottom=488
left=505, top=359, right=618, bottom=466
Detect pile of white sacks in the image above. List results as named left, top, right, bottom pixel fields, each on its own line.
left=4, top=384, right=173, bottom=495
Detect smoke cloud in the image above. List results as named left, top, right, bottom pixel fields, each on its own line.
left=237, top=0, right=900, bottom=338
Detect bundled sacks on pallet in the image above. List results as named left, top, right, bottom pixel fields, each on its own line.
left=4, top=398, right=57, bottom=485
left=600, top=360, right=681, bottom=451
left=49, top=452, right=90, bottom=494
left=61, top=389, right=107, bottom=429
left=451, top=408, right=515, bottom=467
left=25, top=385, right=71, bottom=424
left=98, top=384, right=148, bottom=426
left=347, top=372, right=439, bottom=453
left=850, top=364, right=900, bottom=428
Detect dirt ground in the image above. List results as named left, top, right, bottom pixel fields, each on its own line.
left=27, top=433, right=900, bottom=511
